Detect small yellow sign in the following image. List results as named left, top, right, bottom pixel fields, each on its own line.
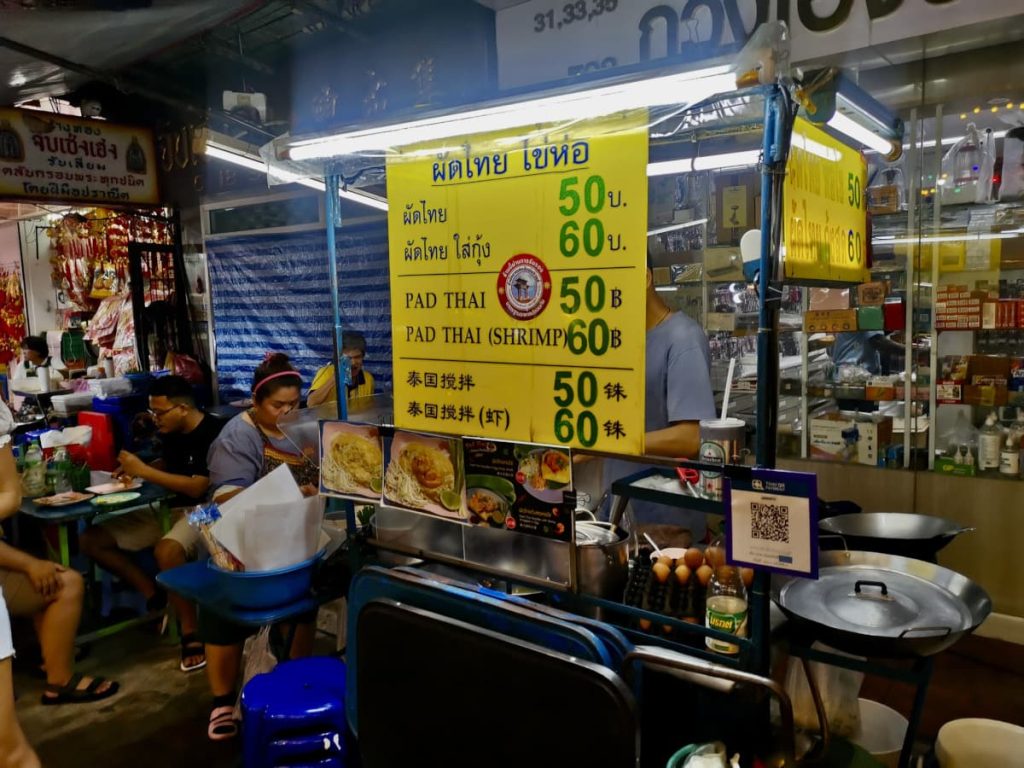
left=386, top=113, right=649, bottom=454
left=783, top=117, right=868, bottom=284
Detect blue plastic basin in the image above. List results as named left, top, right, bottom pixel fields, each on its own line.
left=209, top=553, right=321, bottom=609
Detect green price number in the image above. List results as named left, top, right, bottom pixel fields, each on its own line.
left=558, top=174, right=607, bottom=258
left=553, top=372, right=599, bottom=446
left=566, top=318, right=619, bottom=356
left=554, top=408, right=599, bottom=447
left=553, top=370, right=598, bottom=407
left=847, top=229, right=863, bottom=264
left=847, top=172, right=862, bottom=210
left=559, top=275, right=609, bottom=313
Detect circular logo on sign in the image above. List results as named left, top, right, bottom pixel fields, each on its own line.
left=497, top=254, right=551, bottom=321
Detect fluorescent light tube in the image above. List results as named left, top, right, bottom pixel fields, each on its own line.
left=288, top=66, right=735, bottom=160
left=648, top=219, right=708, bottom=236
left=872, top=232, right=1020, bottom=245
left=647, top=149, right=760, bottom=176
left=827, top=112, right=894, bottom=155
left=205, top=143, right=388, bottom=211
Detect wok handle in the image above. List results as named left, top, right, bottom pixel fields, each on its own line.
left=854, top=580, right=888, bottom=596
left=899, top=625, right=952, bottom=639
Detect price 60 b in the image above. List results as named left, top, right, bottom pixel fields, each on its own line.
left=558, top=174, right=606, bottom=258
left=552, top=370, right=598, bottom=447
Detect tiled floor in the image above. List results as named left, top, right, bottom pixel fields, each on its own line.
left=11, top=610, right=1022, bottom=766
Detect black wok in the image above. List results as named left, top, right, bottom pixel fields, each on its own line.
left=772, top=550, right=991, bottom=657
left=819, top=512, right=973, bottom=561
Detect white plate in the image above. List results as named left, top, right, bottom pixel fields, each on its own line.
left=86, top=480, right=142, bottom=495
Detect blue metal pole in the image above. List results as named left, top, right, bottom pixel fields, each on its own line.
left=325, top=174, right=348, bottom=422
left=755, top=86, right=786, bottom=470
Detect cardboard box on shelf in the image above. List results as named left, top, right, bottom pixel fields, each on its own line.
left=805, top=309, right=858, bottom=333
left=704, top=247, right=744, bottom=279
left=963, top=382, right=1008, bottom=407
left=883, top=300, right=906, bottom=331
left=834, top=385, right=867, bottom=400
left=810, top=414, right=893, bottom=466
left=652, top=266, right=672, bottom=286
left=865, top=377, right=896, bottom=401
left=809, top=287, right=851, bottom=311
left=857, top=282, right=888, bottom=306
left=806, top=384, right=835, bottom=398
left=706, top=313, right=738, bottom=332
left=936, top=382, right=963, bottom=404
left=857, top=306, right=885, bottom=330
left=934, top=456, right=976, bottom=477
left=967, top=355, right=1011, bottom=381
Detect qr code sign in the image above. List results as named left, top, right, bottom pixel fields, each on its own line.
left=750, top=502, right=790, bottom=543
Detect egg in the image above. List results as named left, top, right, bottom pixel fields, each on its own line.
left=705, top=545, right=727, bottom=569
left=683, top=547, right=704, bottom=570
left=655, top=555, right=673, bottom=570
left=652, top=561, right=671, bottom=583
left=696, top=564, right=713, bottom=587
left=639, top=618, right=652, bottom=631
left=674, top=564, right=691, bottom=586
left=740, top=567, right=754, bottom=588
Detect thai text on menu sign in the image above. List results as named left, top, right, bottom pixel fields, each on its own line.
left=386, top=113, right=648, bottom=454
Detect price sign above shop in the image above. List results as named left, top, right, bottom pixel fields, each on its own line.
left=386, top=113, right=648, bottom=454
left=724, top=468, right=818, bottom=577
left=783, top=117, right=868, bottom=285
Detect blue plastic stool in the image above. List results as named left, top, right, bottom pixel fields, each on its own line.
left=241, top=656, right=348, bottom=768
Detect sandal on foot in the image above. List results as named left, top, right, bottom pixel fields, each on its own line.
left=180, top=634, right=207, bottom=673
left=208, top=705, right=238, bottom=741
left=42, top=673, right=119, bottom=705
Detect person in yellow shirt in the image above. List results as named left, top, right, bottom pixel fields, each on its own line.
left=307, top=331, right=375, bottom=407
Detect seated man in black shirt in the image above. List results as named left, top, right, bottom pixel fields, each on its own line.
left=80, top=376, right=223, bottom=673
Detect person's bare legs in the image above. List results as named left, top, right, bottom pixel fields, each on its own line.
left=34, top=569, right=113, bottom=696
left=0, top=657, right=40, bottom=768
left=79, top=525, right=157, bottom=601
left=289, top=621, right=316, bottom=659
left=154, top=539, right=202, bottom=668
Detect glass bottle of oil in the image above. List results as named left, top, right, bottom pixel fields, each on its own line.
left=705, top=565, right=748, bottom=655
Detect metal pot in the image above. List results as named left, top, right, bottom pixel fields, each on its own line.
left=575, top=521, right=632, bottom=601
left=772, top=549, right=991, bottom=658
left=819, top=512, right=973, bottom=562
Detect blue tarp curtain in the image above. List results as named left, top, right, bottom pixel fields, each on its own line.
left=206, top=225, right=392, bottom=403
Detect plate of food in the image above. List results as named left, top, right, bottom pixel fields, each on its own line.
left=465, top=474, right=516, bottom=527
left=90, top=491, right=141, bottom=508
left=383, top=432, right=465, bottom=519
left=86, top=479, right=142, bottom=495
left=515, top=447, right=571, bottom=504
left=34, top=491, right=94, bottom=507
left=320, top=422, right=383, bottom=499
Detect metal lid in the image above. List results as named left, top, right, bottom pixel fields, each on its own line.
left=776, top=564, right=973, bottom=638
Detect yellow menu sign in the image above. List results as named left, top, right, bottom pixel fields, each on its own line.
left=387, top=113, right=648, bottom=454
left=783, top=117, right=868, bottom=284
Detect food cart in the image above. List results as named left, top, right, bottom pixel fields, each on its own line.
left=270, top=31, right=991, bottom=767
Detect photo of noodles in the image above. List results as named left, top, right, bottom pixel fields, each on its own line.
left=516, top=447, right=571, bottom=504
left=384, top=432, right=465, bottom=518
left=320, top=423, right=383, bottom=500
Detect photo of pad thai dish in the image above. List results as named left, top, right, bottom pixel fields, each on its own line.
left=320, top=422, right=384, bottom=499
left=515, top=447, right=571, bottom=504
left=384, top=432, right=465, bottom=518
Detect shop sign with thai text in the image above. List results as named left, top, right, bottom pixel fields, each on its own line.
left=783, top=117, right=868, bottom=284
left=495, top=0, right=1014, bottom=90
left=386, top=113, right=648, bottom=454
left=0, top=107, right=159, bottom=206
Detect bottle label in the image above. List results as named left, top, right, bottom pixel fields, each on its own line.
left=705, top=599, right=748, bottom=655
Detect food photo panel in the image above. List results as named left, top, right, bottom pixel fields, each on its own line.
left=382, top=430, right=467, bottom=521
left=462, top=438, right=573, bottom=541
left=320, top=421, right=384, bottom=502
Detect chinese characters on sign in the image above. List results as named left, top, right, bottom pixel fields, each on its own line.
left=386, top=113, right=648, bottom=453
left=0, top=107, right=159, bottom=206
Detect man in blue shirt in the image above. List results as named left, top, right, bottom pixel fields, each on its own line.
left=604, top=258, right=717, bottom=539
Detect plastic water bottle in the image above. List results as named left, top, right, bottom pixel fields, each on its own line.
left=22, top=441, right=46, bottom=497
left=52, top=447, right=72, bottom=493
